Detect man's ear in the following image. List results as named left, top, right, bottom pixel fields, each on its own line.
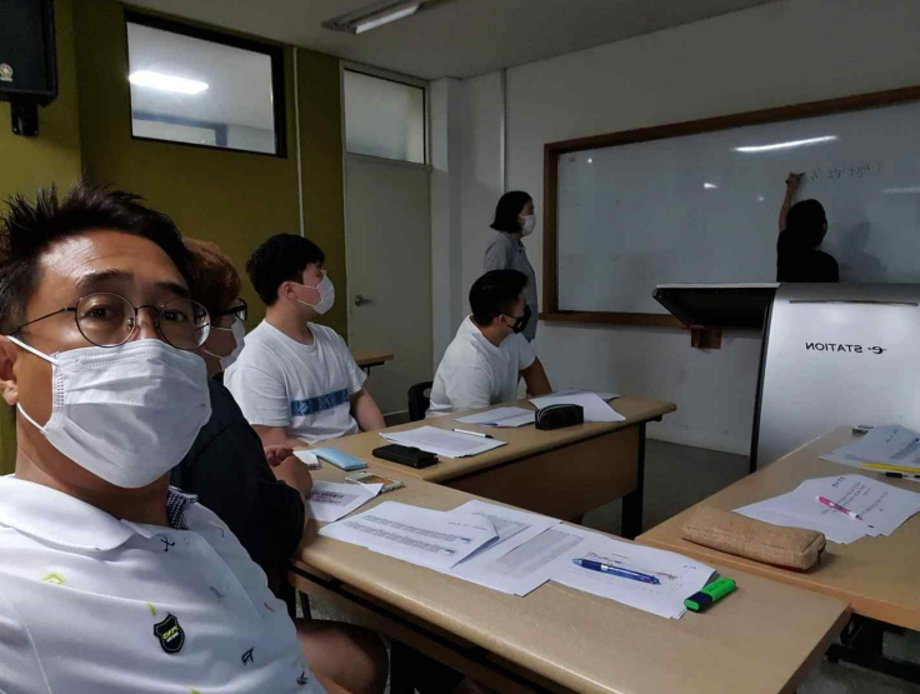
left=0, top=337, right=19, bottom=407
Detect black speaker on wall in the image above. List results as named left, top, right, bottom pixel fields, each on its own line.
left=0, top=0, right=58, bottom=136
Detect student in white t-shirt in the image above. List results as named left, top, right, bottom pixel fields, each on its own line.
left=428, top=270, right=552, bottom=415
left=225, top=234, right=385, bottom=448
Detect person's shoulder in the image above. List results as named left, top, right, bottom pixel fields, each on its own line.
left=310, top=323, right=350, bottom=351
left=203, top=379, right=245, bottom=428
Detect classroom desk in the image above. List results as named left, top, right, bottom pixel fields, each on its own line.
left=637, top=427, right=920, bottom=631
left=316, top=396, right=676, bottom=538
left=352, top=350, right=395, bottom=375
left=290, top=466, right=849, bottom=694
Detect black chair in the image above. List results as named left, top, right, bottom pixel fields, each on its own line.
left=407, top=381, right=433, bottom=422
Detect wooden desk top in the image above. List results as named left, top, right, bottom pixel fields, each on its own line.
left=352, top=351, right=395, bottom=368
left=638, top=427, right=920, bottom=630
left=314, top=396, right=676, bottom=483
left=295, top=466, right=848, bottom=694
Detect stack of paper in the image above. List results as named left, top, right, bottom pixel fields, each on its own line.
left=455, top=407, right=535, bottom=428
left=321, top=499, right=717, bottom=618
left=736, top=474, right=920, bottom=544
left=822, top=426, right=920, bottom=472
left=551, top=388, right=620, bottom=401
left=548, top=528, right=716, bottom=619
left=380, top=426, right=507, bottom=458
left=530, top=392, right=625, bottom=423
left=304, top=481, right=382, bottom=522
left=319, top=501, right=499, bottom=570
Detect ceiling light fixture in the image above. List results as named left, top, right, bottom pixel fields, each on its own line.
left=129, top=71, right=209, bottom=95
left=323, top=0, right=432, bottom=35
left=733, top=135, right=837, bottom=153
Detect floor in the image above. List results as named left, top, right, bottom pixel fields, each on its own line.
left=310, top=439, right=920, bottom=693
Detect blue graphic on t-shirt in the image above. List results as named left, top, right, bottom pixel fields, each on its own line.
left=291, top=388, right=349, bottom=417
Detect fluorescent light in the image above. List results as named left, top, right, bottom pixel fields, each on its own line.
left=734, top=135, right=837, bottom=153
left=355, top=3, right=419, bottom=33
left=757, top=195, right=765, bottom=202
left=704, top=183, right=718, bottom=189
left=884, top=186, right=920, bottom=194
left=587, top=157, right=593, bottom=164
left=129, top=71, right=209, bottom=95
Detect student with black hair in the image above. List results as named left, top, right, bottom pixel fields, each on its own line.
left=429, top=270, right=552, bottom=415
left=484, top=191, right=539, bottom=340
left=225, top=234, right=385, bottom=449
left=776, top=173, right=839, bottom=282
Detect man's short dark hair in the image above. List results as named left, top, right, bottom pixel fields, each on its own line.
left=490, top=191, right=532, bottom=234
left=786, top=199, right=828, bottom=249
left=245, top=234, right=325, bottom=306
left=0, top=182, right=192, bottom=333
left=470, top=270, right=528, bottom=327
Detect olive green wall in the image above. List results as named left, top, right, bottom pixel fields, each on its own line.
left=72, top=0, right=348, bottom=338
left=0, top=0, right=83, bottom=475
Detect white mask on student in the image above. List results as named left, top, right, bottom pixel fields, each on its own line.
left=203, top=318, right=246, bottom=372
left=296, top=274, right=336, bottom=315
left=520, top=215, right=536, bottom=236
left=8, top=337, right=212, bottom=489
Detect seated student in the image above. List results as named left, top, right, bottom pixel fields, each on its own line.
left=429, top=270, right=552, bottom=415
left=0, top=183, right=343, bottom=693
left=175, top=238, right=388, bottom=694
left=225, top=234, right=384, bottom=448
left=776, top=172, right=839, bottom=282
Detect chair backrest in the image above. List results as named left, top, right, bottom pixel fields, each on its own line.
left=407, top=381, right=433, bottom=422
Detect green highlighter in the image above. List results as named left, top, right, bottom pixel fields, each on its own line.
left=684, top=577, right=737, bottom=612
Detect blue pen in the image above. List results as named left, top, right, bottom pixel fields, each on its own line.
left=572, top=558, right=661, bottom=585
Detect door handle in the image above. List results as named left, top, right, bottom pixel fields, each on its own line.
left=354, top=294, right=373, bottom=307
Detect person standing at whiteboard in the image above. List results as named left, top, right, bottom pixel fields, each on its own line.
left=484, top=191, right=539, bottom=341
left=776, top=173, right=839, bottom=282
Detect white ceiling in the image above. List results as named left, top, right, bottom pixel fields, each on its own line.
left=125, top=0, right=781, bottom=81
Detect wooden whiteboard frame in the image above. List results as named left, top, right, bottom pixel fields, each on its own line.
left=541, top=84, right=920, bottom=328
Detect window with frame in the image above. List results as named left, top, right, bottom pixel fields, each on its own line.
left=126, top=13, right=286, bottom=156
left=343, top=69, right=426, bottom=164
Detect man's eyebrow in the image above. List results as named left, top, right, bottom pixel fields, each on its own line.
left=75, top=269, right=133, bottom=295
left=155, top=281, right=191, bottom=299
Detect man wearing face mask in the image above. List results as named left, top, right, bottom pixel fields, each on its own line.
left=224, top=234, right=385, bottom=449
left=428, top=270, right=552, bottom=415
left=0, top=184, right=341, bottom=693
left=484, top=190, right=539, bottom=341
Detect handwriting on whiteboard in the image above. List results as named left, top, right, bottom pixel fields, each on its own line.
left=810, top=163, right=883, bottom=182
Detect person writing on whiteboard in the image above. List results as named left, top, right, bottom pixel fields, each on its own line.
left=484, top=191, right=539, bottom=341
left=428, top=270, right=552, bottom=415
left=776, top=172, right=839, bottom=282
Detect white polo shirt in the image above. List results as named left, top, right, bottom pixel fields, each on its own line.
left=428, top=316, right=536, bottom=415
left=0, top=476, right=325, bottom=694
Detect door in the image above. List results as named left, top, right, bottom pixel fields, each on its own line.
left=345, top=154, right=432, bottom=417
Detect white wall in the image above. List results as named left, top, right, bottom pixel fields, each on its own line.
left=435, top=0, right=920, bottom=454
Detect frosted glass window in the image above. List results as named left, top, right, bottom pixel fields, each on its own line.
left=126, top=14, right=285, bottom=156
left=344, top=70, right=425, bottom=164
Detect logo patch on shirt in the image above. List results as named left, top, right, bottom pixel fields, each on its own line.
left=291, top=388, right=349, bottom=417
left=153, top=613, right=185, bottom=654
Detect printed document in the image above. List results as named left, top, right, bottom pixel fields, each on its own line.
left=444, top=501, right=563, bottom=594
left=736, top=474, right=920, bottom=544
left=455, top=407, right=535, bottom=428
left=548, top=528, right=716, bottom=619
left=380, top=426, right=506, bottom=458
left=530, top=392, right=625, bottom=423
left=551, top=388, right=620, bottom=401
left=319, top=501, right=498, bottom=570
left=303, top=481, right=382, bottom=523
left=822, top=426, right=920, bottom=470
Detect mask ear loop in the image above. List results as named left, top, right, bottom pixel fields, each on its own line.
left=5, top=335, right=59, bottom=366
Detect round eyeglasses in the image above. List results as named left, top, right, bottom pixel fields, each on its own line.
left=8, top=292, right=211, bottom=351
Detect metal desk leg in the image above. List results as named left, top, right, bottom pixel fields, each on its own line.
left=621, top=422, right=647, bottom=540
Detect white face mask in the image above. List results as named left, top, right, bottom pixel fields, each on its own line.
left=8, top=337, right=212, bottom=489
left=520, top=214, right=536, bottom=236
left=295, top=274, right=336, bottom=315
left=203, top=318, right=246, bottom=372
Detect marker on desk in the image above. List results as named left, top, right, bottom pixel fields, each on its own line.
left=571, top=558, right=660, bottom=585
left=684, top=577, right=736, bottom=613
left=816, top=495, right=863, bottom=521
left=451, top=428, right=494, bottom=439
left=884, top=472, right=920, bottom=480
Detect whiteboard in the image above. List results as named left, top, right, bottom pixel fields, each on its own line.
left=556, top=100, right=920, bottom=314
